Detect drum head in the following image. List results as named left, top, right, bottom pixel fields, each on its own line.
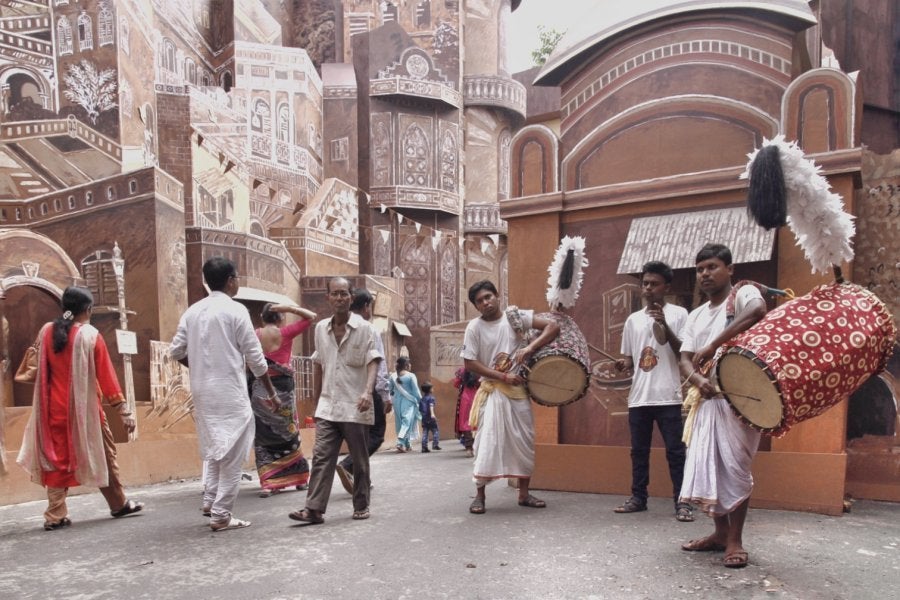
left=526, top=355, right=589, bottom=407
left=716, top=352, right=783, bottom=430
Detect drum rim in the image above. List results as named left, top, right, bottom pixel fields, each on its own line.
left=525, top=354, right=591, bottom=407
left=717, top=346, right=786, bottom=434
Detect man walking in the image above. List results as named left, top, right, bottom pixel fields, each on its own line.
left=461, top=280, right=559, bottom=514
left=614, top=261, right=692, bottom=521
left=335, top=288, right=391, bottom=494
left=170, top=257, right=278, bottom=531
left=289, top=277, right=381, bottom=524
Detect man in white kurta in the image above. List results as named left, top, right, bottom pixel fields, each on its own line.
left=460, top=280, right=559, bottom=514
left=678, top=244, right=766, bottom=569
left=170, top=257, right=277, bottom=531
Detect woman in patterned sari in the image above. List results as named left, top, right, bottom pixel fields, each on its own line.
left=251, top=303, right=316, bottom=497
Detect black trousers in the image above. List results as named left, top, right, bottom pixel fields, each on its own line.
left=340, top=390, right=385, bottom=475
left=628, top=404, right=686, bottom=505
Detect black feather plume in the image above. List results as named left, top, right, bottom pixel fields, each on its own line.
left=747, top=144, right=787, bottom=230
left=558, top=249, right=575, bottom=290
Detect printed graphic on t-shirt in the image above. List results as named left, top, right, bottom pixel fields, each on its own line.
left=493, top=351, right=513, bottom=373
left=638, top=346, right=658, bottom=372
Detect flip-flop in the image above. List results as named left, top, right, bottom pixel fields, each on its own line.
left=724, top=550, right=749, bottom=568
left=681, top=537, right=726, bottom=552
left=288, top=508, right=325, bottom=525
left=43, top=517, right=72, bottom=531
left=469, top=498, right=485, bottom=514
left=111, top=499, right=144, bottom=518
left=518, top=494, right=547, bottom=508
left=352, top=508, right=370, bottom=520
left=210, top=517, right=251, bottom=532
left=200, top=504, right=211, bottom=517
left=675, top=503, right=695, bottom=522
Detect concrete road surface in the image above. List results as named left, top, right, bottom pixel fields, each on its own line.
left=1, top=442, right=898, bottom=599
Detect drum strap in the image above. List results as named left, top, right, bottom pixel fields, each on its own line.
left=468, top=379, right=528, bottom=430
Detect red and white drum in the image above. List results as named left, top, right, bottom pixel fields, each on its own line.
left=715, top=282, right=896, bottom=437
left=522, top=312, right=591, bottom=407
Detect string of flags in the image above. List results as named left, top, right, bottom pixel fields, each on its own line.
left=364, top=192, right=503, bottom=254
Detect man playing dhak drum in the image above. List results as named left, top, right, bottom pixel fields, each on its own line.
left=460, top=280, right=560, bottom=514
left=678, top=244, right=767, bottom=569
left=614, top=261, right=692, bottom=522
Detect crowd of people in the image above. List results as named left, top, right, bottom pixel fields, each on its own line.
left=14, top=243, right=768, bottom=569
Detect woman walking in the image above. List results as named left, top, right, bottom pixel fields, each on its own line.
left=252, top=302, right=316, bottom=497
left=453, top=367, right=479, bottom=458
left=389, top=357, right=421, bottom=452
left=17, top=287, right=143, bottom=530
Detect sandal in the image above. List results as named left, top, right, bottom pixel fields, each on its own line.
left=724, top=550, right=749, bottom=569
left=469, top=498, right=485, bottom=514
left=675, top=503, right=695, bottom=522
left=111, top=499, right=144, bottom=518
left=681, top=536, right=726, bottom=552
left=210, top=517, right=251, bottom=532
left=43, top=517, right=72, bottom=531
left=201, top=504, right=212, bottom=517
left=518, top=494, right=547, bottom=508
left=352, top=508, right=370, bottom=520
left=288, top=508, right=324, bottom=526
left=614, top=497, right=647, bottom=513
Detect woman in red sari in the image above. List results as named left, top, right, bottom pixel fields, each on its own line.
left=17, top=287, right=143, bottom=530
left=453, top=368, right=479, bottom=458
left=252, top=302, right=316, bottom=497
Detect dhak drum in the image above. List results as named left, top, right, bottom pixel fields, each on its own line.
left=715, top=282, right=896, bottom=437
left=520, top=312, right=592, bottom=407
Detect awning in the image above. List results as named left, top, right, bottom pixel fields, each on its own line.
left=203, top=283, right=299, bottom=307
left=617, top=207, right=775, bottom=274
left=393, top=321, right=412, bottom=337
left=372, top=316, right=389, bottom=334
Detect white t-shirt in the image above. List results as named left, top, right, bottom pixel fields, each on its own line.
left=460, top=309, right=533, bottom=369
left=621, top=303, right=689, bottom=407
left=681, top=285, right=765, bottom=398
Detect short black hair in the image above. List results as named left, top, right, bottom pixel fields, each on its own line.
left=203, top=256, right=236, bottom=291
left=695, top=243, right=732, bottom=266
left=641, top=261, right=674, bottom=284
left=260, top=302, right=280, bottom=324
left=421, top=382, right=433, bottom=392
left=468, top=280, right=498, bottom=305
left=350, top=288, right=374, bottom=312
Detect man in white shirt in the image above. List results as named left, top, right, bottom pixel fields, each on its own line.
left=615, top=261, right=692, bottom=521
left=170, top=257, right=278, bottom=532
left=289, top=277, right=381, bottom=525
left=336, top=287, right=392, bottom=494
left=678, top=244, right=767, bottom=569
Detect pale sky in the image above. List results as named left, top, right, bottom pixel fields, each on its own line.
left=508, top=0, right=597, bottom=73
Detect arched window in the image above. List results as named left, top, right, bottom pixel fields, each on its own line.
left=162, top=39, right=176, bottom=72
left=498, top=130, right=511, bottom=199
left=119, top=18, right=130, bottom=55
left=57, top=17, right=73, bottom=55
left=119, top=79, right=132, bottom=117
left=184, top=58, right=197, bottom=84
left=277, top=103, right=290, bottom=142
left=98, top=2, right=114, bottom=47
left=402, top=124, right=429, bottom=187
left=77, top=11, right=93, bottom=51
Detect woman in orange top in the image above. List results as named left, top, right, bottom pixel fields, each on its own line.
left=17, top=286, right=143, bottom=530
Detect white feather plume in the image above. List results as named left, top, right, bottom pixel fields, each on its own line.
left=740, top=135, right=855, bottom=275
left=546, top=236, right=589, bottom=309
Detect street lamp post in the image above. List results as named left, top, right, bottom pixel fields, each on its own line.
left=111, top=242, right=137, bottom=440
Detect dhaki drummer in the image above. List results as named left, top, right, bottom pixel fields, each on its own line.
left=460, top=280, right=560, bottom=515
left=678, top=243, right=767, bottom=569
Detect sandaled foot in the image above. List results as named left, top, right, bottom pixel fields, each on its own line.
left=43, top=517, right=72, bottom=531
left=518, top=494, right=546, bottom=508
left=469, top=498, right=485, bottom=514
left=200, top=504, right=212, bottom=517
left=675, top=503, right=695, bottom=522
left=210, top=517, right=251, bottom=532
left=614, top=497, right=647, bottom=513
left=258, top=489, right=281, bottom=498
left=288, top=508, right=324, bottom=525
left=111, top=499, right=144, bottom=518
left=681, top=536, right=726, bottom=552
left=352, top=508, right=370, bottom=520
left=724, top=550, right=749, bottom=568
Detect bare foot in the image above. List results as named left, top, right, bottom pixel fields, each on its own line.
left=681, top=535, right=727, bottom=552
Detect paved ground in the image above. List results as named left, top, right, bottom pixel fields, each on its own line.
left=1, top=442, right=898, bottom=600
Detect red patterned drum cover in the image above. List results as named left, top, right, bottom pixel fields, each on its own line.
left=716, top=282, right=896, bottom=437
left=523, top=312, right=591, bottom=407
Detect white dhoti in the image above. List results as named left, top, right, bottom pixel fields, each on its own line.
left=472, top=388, right=535, bottom=485
left=679, top=397, right=761, bottom=516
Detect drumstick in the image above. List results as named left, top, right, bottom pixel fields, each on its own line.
left=587, top=343, right=620, bottom=362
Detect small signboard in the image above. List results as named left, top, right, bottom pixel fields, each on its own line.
left=115, top=329, right=138, bottom=355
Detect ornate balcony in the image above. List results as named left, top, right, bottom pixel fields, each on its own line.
left=370, top=186, right=460, bottom=216
left=369, top=76, right=462, bottom=109
left=463, top=75, right=526, bottom=119
left=464, top=204, right=507, bottom=234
